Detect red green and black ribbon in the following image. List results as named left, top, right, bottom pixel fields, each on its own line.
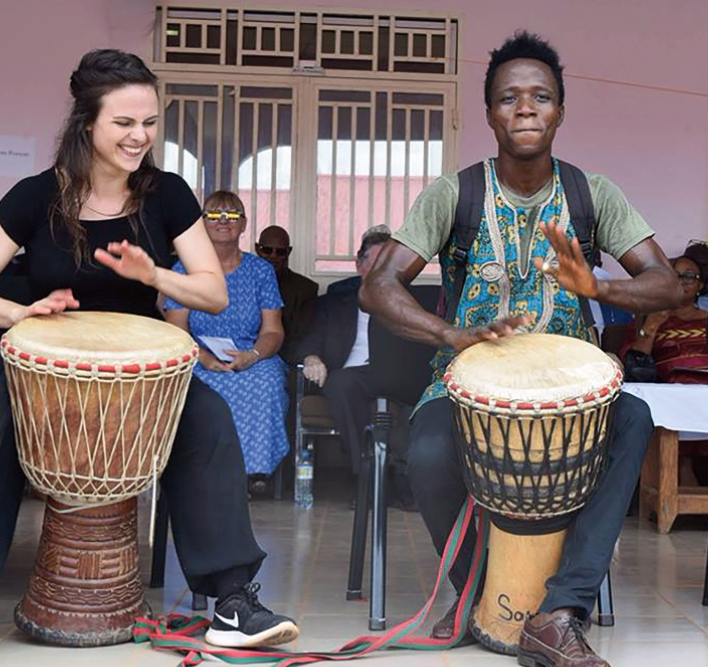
left=134, top=497, right=487, bottom=666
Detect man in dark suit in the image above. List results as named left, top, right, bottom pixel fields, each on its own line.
left=256, top=226, right=318, bottom=365
left=298, top=228, right=391, bottom=481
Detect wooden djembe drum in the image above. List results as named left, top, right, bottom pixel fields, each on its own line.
left=1, top=312, right=197, bottom=646
left=444, top=333, right=623, bottom=655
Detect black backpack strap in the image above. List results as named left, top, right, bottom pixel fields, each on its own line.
left=443, top=162, right=485, bottom=323
left=558, top=160, right=597, bottom=331
left=558, top=160, right=595, bottom=265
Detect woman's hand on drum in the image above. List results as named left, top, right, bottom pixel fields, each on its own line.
left=535, top=220, right=599, bottom=299
left=198, top=347, right=231, bottom=372
left=14, top=289, right=81, bottom=324
left=94, top=240, right=158, bottom=286
left=448, top=314, right=530, bottom=352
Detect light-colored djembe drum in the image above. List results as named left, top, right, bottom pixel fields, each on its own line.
left=444, top=333, right=622, bottom=655
left=0, top=312, right=197, bottom=647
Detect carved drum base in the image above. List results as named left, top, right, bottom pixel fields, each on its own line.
left=15, top=497, right=148, bottom=647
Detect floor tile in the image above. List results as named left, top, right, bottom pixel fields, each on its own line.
left=0, top=480, right=706, bottom=666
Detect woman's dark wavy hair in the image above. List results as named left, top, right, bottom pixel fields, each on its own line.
left=484, top=30, right=565, bottom=108
left=52, top=49, right=159, bottom=263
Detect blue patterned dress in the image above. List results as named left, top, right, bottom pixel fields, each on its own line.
left=165, top=253, right=289, bottom=475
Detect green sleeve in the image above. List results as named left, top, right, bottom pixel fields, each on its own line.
left=588, top=173, right=654, bottom=260
left=391, top=174, right=459, bottom=262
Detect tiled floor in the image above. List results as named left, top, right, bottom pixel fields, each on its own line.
left=1, top=478, right=707, bottom=667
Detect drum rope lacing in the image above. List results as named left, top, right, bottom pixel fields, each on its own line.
left=443, top=336, right=623, bottom=521
left=1, top=339, right=197, bottom=547
left=133, top=499, right=490, bottom=666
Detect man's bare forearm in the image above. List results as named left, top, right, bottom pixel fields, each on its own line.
left=359, top=273, right=455, bottom=349
left=360, top=241, right=528, bottom=353
left=595, top=266, right=682, bottom=315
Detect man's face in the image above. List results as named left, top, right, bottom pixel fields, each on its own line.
left=256, top=236, right=291, bottom=274
left=486, top=58, right=564, bottom=161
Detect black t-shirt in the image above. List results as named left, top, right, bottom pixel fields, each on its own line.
left=0, top=168, right=201, bottom=318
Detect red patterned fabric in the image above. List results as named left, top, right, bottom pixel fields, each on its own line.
left=652, top=314, right=708, bottom=384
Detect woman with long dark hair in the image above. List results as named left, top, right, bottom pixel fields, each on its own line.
left=0, top=49, right=297, bottom=648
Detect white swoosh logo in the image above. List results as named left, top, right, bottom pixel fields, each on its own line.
left=215, top=611, right=240, bottom=629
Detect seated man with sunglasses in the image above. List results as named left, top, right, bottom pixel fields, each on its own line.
left=256, top=226, right=318, bottom=365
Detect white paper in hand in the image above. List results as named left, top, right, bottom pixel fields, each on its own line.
left=198, top=336, right=238, bottom=362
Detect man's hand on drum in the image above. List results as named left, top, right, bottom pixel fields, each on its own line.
left=14, top=289, right=81, bottom=324
left=94, top=240, right=158, bottom=286
left=302, top=355, right=328, bottom=387
left=447, top=314, right=531, bottom=352
left=535, top=220, right=598, bottom=298
left=198, top=347, right=231, bottom=372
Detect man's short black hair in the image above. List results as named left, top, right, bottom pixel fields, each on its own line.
left=484, top=30, right=565, bottom=108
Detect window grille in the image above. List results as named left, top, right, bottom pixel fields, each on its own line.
left=152, top=4, right=458, bottom=277
left=155, top=6, right=458, bottom=75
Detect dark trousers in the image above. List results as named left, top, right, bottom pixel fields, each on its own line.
left=322, top=365, right=376, bottom=475
left=408, top=393, right=653, bottom=618
left=0, top=368, right=265, bottom=598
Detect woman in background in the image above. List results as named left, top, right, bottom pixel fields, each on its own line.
left=164, top=190, right=290, bottom=492
left=623, top=247, right=708, bottom=484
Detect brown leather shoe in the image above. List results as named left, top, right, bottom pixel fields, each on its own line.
left=518, top=609, right=609, bottom=667
left=430, top=597, right=477, bottom=644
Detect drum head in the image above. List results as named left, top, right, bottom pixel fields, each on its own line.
left=446, top=333, right=620, bottom=407
left=3, top=312, right=194, bottom=363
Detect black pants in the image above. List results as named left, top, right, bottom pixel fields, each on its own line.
left=408, top=393, right=653, bottom=618
left=322, top=365, right=412, bottom=476
left=322, top=365, right=376, bottom=475
left=0, top=367, right=265, bottom=598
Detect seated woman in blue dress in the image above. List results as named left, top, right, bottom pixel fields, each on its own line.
left=164, top=190, right=289, bottom=491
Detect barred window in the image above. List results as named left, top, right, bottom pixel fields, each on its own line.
left=153, top=4, right=458, bottom=278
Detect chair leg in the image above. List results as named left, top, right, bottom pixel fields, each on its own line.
left=150, top=491, right=169, bottom=588
left=596, top=570, right=615, bottom=626
left=369, top=399, right=390, bottom=631
left=274, top=462, right=284, bottom=501
left=703, top=538, right=708, bottom=607
left=192, top=593, right=208, bottom=611
left=347, top=433, right=372, bottom=600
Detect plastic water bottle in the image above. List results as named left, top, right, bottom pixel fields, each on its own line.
left=294, top=445, right=314, bottom=509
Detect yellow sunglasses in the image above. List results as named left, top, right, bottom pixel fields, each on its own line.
left=203, top=211, right=244, bottom=221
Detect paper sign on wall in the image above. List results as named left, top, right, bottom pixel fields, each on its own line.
left=0, top=136, right=36, bottom=178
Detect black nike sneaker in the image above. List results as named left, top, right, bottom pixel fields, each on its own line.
left=205, top=582, right=299, bottom=648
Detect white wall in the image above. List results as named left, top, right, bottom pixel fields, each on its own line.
left=0, top=0, right=154, bottom=195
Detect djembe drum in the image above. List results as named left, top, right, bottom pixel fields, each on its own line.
left=0, top=312, right=197, bottom=647
left=444, top=333, right=622, bottom=655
